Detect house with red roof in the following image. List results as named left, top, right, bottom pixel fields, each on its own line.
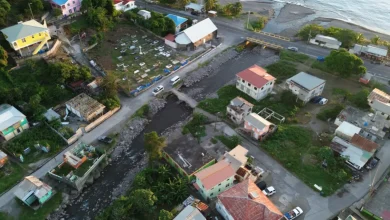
left=236, top=65, right=276, bottom=101
left=194, top=160, right=236, bottom=200
left=113, top=0, right=136, bottom=12
left=216, top=179, right=283, bottom=220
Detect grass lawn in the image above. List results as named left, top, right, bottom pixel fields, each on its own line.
left=0, top=162, right=27, bottom=194
left=214, top=135, right=242, bottom=149
left=262, top=125, right=350, bottom=196
left=131, top=104, right=150, bottom=119
left=18, top=192, right=63, bottom=220
left=5, top=125, right=67, bottom=164
left=0, top=212, right=14, bottom=220
left=73, top=159, right=94, bottom=177
left=182, top=113, right=208, bottom=140
left=265, top=60, right=298, bottom=83
left=53, top=163, right=75, bottom=177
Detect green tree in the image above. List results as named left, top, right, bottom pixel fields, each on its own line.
left=356, top=33, right=365, bottom=44
left=297, top=24, right=324, bottom=40
left=231, top=2, right=242, bottom=16
left=0, top=0, right=11, bottom=26
left=334, top=29, right=358, bottom=48
left=371, top=35, right=381, bottom=45
left=349, top=89, right=370, bottom=109
left=178, top=0, right=190, bottom=8
left=129, top=189, right=157, bottom=214
left=325, top=49, right=366, bottom=77
left=204, top=0, right=217, bottom=11
left=0, top=45, right=8, bottom=68
left=144, top=131, right=166, bottom=165
left=101, top=97, right=120, bottom=110
left=317, top=146, right=336, bottom=168
left=28, top=0, right=44, bottom=13
left=53, top=8, right=62, bottom=16
left=336, top=169, right=348, bottom=181
left=159, top=209, right=174, bottom=220
left=87, top=7, right=112, bottom=30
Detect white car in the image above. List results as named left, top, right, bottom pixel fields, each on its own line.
left=132, top=40, right=138, bottom=43
left=153, top=40, right=159, bottom=44
left=152, top=85, right=164, bottom=96
left=283, top=207, right=303, bottom=220
left=262, top=186, right=276, bottom=196
left=319, top=98, right=328, bottom=105
left=287, top=47, right=298, bottom=52
left=142, top=35, right=147, bottom=39
left=166, top=64, right=172, bottom=68
left=158, top=46, right=164, bottom=50
left=139, top=62, right=145, bottom=66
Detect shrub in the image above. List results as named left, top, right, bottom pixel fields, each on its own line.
left=215, top=135, right=241, bottom=149
left=317, top=104, right=344, bottom=121
left=182, top=113, right=208, bottom=140
left=266, top=61, right=297, bottom=83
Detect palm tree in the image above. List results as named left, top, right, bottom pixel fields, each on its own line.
left=371, top=35, right=381, bottom=45
left=204, top=0, right=217, bottom=11
left=355, top=33, right=365, bottom=44
left=232, top=2, right=243, bottom=16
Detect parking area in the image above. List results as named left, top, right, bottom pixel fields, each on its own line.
left=87, top=24, right=188, bottom=94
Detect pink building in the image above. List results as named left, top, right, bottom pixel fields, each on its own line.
left=50, top=0, right=82, bottom=16
left=244, top=113, right=274, bottom=140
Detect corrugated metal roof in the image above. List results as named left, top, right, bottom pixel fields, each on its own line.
left=0, top=104, right=26, bottom=132
left=287, top=72, right=325, bottom=91
left=332, top=136, right=373, bottom=169
left=185, top=3, right=203, bottom=12
left=194, top=160, right=235, bottom=190
left=1, top=20, right=47, bottom=43
left=350, top=134, right=378, bottom=153
left=237, top=65, right=275, bottom=88
left=166, top=14, right=188, bottom=27
left=175, top=32, right=191, bottom=44
left=182, top=18, right=217, bottom=43
left=174, top=205, right=206, bottom=220
left=217, top=179, right=283, bottom=220
left=244, top=113, right=272, bottom=130
left=368, top=88, right=390, bottom=103
left=335, top=121, right=361, bottom=138
left=52, top=0, right=68, bottom=5
left=366, top=45, right=388, bottom=57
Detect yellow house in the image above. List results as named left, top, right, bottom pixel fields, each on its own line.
left=0, top=20, right=51, bottom=56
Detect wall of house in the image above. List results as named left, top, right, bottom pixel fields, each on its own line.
left=165, top=39, right=177, bottom=48
left=85, top=106, right=105, bottom=122
left=226, top=107, right=245, bottom=124
left=288, top=82, right=325, bottom=103
left=38, top=190, right=53, bottom=204
left=84, top=107, right=120, bottom=132
left=193, top=31, right=217, bottom=48
left=196, top=175, right=234, bottom=200
left=244, top=121, right=269, bottom=140
left=216, top=200, right=234, bottom=220
left=1, top=119, right=29, bottom=141
left=51, top=0, right=82, bottom=16
left=11, top=31, right=50, bottom=51
left=236, top=77, right=275, bottom=101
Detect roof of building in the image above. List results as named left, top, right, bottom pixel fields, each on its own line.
left=368, top=88, right=390, bottom=103
left=138, top=10, right=151, bottom=16
left=229, top=97, right=253, bottom=114
left=366, top=45, right=388, bottom=57
left=0, top=104, right=26, bottom=132
left=336, top=121, right=362, bottom=138
left=371, top=99, right=390, bottom=115
left=217, top=179, right=283, bottom=220
left=1, top=20, right=48, bottom=43
left=174, top=205, right=206, bottom=220
left=315, top=34, right=342, bottom=45
left=287, top=72, right=325, bottom=91
left=166, top=14, right=188, bottom=26
left=14, top=176, right=52, bottom=201
left=52, top=0, right=68, bottom=5
left=236, top=65, right=275, bottom=88
left=350, top=134, right=378, bottom=153
left=194, top=160, right=236, bottom=190
left=43, top=108, right=60, bottom=122
left=0, top=150, right=7, bottom=160
left=331, top=136, right=373, bottom=169
left=65, top=93, right=105, bottom=119
left=244, top=113, right=272, bottom=130
left=185, top=3, right=204, bottom=12
left=165, top=33, right=176, bottom=42
left=182, top=18, right=217, bottom=43
left=175, top=32, right=192, bottom=45
left=114, top=0, right=134, bottom=4
left=221, top=145, right=248, bottom=171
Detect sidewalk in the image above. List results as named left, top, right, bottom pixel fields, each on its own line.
left=0, top=44, right=228, bottom=209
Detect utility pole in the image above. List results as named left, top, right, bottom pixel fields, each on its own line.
left=370, top=161, right=381, bottom=195
left=28, top=3, right=34, bottom=19
left=247, top=11, right=250, bottom=29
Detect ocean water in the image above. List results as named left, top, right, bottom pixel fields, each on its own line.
left=273, top=0, right=390, bottom=35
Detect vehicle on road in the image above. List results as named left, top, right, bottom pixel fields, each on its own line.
left=152, top=85, right=164, bottom=96
left=287, top=47, right=298, bottom=52
left=98, top=136, right=113, bottom=144
left=366, top=157, right=379, bottom=170
left=170, top=76, right=180, bottom=85
left=284, top=207, right=303, bottom=220
left=166, top=64, right=172, bottom=68
left=262, top=186, right=276, bottom=196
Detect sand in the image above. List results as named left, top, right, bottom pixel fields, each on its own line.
left=275, top=3, right=315, bottom=23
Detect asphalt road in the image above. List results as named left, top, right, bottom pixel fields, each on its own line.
left=139, top=2, right=390, bottom=79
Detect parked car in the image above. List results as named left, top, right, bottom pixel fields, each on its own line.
left=284, top=207, right=303, bottom=220
left=256, top=181, right=267, bottom=190
left=310, top=96, right=323, bottom=103
left=139, top=62, right=145, bottom=66
left=152, top=85, right=164, bottom=96
left=262, top=186, right=276, bottom=196
left=366, top=157, right=379, bottom=170
left=317, top=56, right=325, bottom=62
left=98, top=136, right=113, bottom=144
left=287, top=47, right=298, bottom=52
left=318, top=98, right=328, bottom=105
left=166, top=64, right=173, bottom=68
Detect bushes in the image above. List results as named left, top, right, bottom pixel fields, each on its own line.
left=280, top=50, right=310, bottom=63
left=248, top=16, right=267, bottom=31
left=348, top=89, right=370, bottom=109
left=215, top=135, right=241, bottom=149
left=317, top=104, right=344, bottom=121
left=125, top=10, right=175, bottom=37
left=132, top=104, right=150, bottom=119
left=182, top=113, right=208, bottom=140
left=265, top=60, right=298, bottom=83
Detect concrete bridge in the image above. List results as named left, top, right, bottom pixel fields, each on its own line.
left=171, top=88, right=198, bottom=108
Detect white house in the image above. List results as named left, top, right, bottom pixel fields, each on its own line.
left=174, top=18, right=217, bottom=50
left=226, top=97, right=253, bottom=124
left=335, top=121, right=361, bottom=141
left=137, top=10, right=151, bottom=19
left=310, top=34, right=342, bottom=49
left=286, top=72, right=326, bottom=103
left=236, top=65, right=276, bottom=101
left=113, top=0, right=136, bottom=12
left=244, top=113, right=273, bottom=140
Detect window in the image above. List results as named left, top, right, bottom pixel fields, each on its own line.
left=210, top=193, right=214, bottom=196
left=219, top=189, right=221, bottom=192
left=13, top=42, right=17, bottom=46
left=22, top=38, right=26, bottom=43
left=218, top=183, right=221, bottom=186
left=69, top=9, right=72, bottom=13
left=31, top=35, right=34, bottom=38
left=242, top=79, right=245, bottom=83
left=227, top=178, right=230, bottom=181
left=261, top=87, right=264, bottom=90
left=226, top=183, right=230, bottom=187
left=248, top=83, right=251, bottom=87
left=254, top=87, right=257, bottom=90
left=39, top=33, right=41, bottom=36
left=73, top=1, right=75, bottom=3
left=270, top=81, right=273, bottom=85
left=67, top=3, right=70, bottom=6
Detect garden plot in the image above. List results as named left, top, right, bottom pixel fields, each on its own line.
left=87, top=24, right=188, bottom=95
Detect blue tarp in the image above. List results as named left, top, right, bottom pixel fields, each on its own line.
left=317, top=56, right=325, bottom=62
left=181, top=60, right=188, bottom=66
left=173, top=66, right=180, bottom=71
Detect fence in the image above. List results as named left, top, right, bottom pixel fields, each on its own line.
left=84, top=107, right=121, bottom=132
left=46, top=123, right=83, bottom=146
left=255, top=31, right=291, bottom=41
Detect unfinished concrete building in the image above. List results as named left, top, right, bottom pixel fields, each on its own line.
left=65, top=93, right=105, bottom=122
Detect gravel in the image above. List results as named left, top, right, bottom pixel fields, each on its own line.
left=148, top=98, right=167, bottom=117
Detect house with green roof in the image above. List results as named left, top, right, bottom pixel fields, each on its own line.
left=0, top=19, right=51, bottom=56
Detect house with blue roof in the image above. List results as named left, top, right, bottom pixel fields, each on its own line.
left=50, top=0, right=82, bottom=16
left=166, top=14, right=188, bottom=33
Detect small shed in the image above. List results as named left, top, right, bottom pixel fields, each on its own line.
left=44, top=108, right=61, bottom=122
left=185, top=3, right=204, bottom=12
left=335, top=121, right=361, bottom=141
left=208, top=11, right=217, bottom=17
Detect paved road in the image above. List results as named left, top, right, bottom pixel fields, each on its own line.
left=0, top=45, right=228, bottom=209
left=140, top=2, right=390, bottom=78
